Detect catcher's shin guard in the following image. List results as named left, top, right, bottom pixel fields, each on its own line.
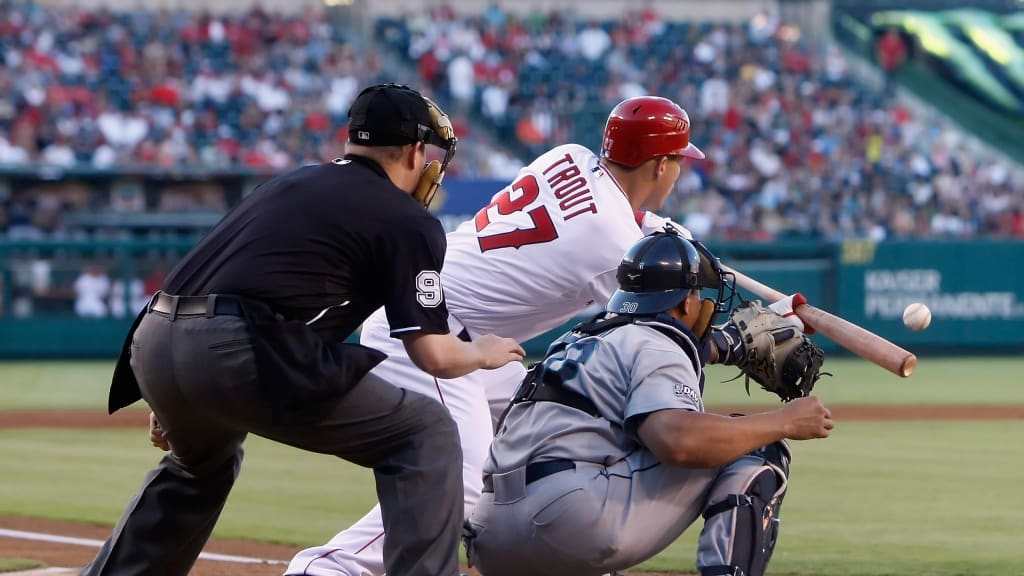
left=697, top=441, right=791, bottom=576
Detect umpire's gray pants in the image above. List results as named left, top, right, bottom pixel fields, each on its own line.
left=80, top=312, right=463, bottom=576
left=467, top=456, right=742, bottom=576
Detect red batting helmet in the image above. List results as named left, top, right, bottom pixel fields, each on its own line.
left=601, top=96, right=705, bottom=167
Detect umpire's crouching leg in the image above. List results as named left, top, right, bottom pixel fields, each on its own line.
left=374, top=387, right=464, bottom=576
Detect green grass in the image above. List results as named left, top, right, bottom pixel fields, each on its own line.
left=638, top=420, right=1024, bottom=575
left=0, top=361, right=122, bottom=410
left=2, top=357, right=1023, bottom=411
left=1, top=422, right=1022, bottom=575
left=0, top=559, right=43, bottom=572
left=2, top=358, right=1023, bottom=574
left=0, top=429, right=377, bottom=545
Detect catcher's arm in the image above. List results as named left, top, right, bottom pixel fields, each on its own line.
left=639, top=397, right=833, bottom=467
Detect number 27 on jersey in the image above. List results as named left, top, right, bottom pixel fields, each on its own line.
left=474, top=175, right=559, bottom=252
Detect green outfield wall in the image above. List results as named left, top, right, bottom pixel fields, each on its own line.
left=835, top=240, right=1024, bottom=349
left=1, top=239, right=1022, bottom=358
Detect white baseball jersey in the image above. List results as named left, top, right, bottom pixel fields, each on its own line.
left=286, top=143, right=693, bottom=576
left=442, top=143, right=690, bottom=342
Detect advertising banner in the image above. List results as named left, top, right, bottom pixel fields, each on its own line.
left=837, top=240, right=1024, bottom=349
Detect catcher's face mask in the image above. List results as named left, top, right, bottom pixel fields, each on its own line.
left=690, top=239, right=737, bottom=326
left=412, top=96, right=458, bottom=208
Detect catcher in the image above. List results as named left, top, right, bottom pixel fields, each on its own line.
left=463, top=228, right=833, bottom=576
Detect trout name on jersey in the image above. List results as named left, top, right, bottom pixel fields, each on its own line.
left=544, top=153, right=598, bottom=221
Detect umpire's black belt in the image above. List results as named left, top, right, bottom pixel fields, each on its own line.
left=150, top=292, right=243, bottom=320
left=481, top=459, right=575, bottom=494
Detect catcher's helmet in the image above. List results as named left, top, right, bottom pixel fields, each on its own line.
left=607, top=227, right=703, bottom=315
left=601, top=96, right=705, bottom=168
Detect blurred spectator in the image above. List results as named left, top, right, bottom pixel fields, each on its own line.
left=447, top=51, right=476, bottom=111
left=74, top=265, right=111, bottom=318
left=578, top=20, right=612, bottom=61
left=110, top=182, right=146, bottom=213
left=480, top=79, right=511, bottom=128
left=41, top=135, right=76, bottom=167
left=143, top=263, right=167, bottom=300
left=699, top=75, right=730, bottom=118
left=31, top=260, right=52, bottom=299
left=0, top=130, right=30, bottom=165
left=875, top=28, right=907, bottom=96
left=96, top=107, right=149, bottom=151
left=109, top=275, right=148, bottom=318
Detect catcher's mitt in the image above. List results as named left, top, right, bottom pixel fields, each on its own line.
left=722, top=300, right=827, bottom=402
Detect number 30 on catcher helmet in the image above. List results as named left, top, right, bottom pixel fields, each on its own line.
left=601, top=96, right=705, bottom=168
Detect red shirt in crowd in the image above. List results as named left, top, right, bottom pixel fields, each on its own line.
left=876, top=29, right=907, bottom=73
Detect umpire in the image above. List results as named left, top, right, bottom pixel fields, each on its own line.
left=81, top=84, right=525, bottom=576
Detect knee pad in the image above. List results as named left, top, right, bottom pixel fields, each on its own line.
left=697, top=441, right=792, bottom=576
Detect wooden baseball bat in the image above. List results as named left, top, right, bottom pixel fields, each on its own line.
left=722, top=265, right=917, bottom=377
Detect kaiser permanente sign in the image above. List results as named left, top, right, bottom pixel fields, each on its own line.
left=838, top=240, right=1024, bottom=348
left=864, top=269, right=1022, bottom=320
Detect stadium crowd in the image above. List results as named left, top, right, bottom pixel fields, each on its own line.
left=0, top=1, right=1023, bottom=241
left=380, top=4, right=1024, bottom=240
left=0, top=1, right=381, bottom=171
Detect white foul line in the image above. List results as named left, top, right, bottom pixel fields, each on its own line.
left=0, top=528, right=287, bottom=565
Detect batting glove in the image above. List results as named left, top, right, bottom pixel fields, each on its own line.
left=767, top=293, right=815, bottom=334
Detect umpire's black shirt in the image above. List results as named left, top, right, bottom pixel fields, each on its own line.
left=110, top=155, right=451, bottom=417
left=163, top=154, right=451, bottom=341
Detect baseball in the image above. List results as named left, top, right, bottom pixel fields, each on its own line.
left=902, top=302, right=931, bottom=331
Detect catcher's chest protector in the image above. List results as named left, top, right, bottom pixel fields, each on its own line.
left=502, top=313, right=705, bottom=431
left=697, top=441, right=791, bottom=576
